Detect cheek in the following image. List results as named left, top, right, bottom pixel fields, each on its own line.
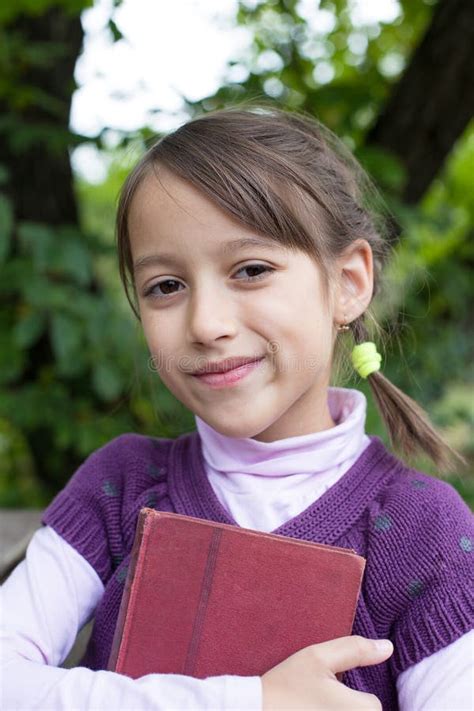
left=140, top=313, right=171, bottom=367
left=139, top=312, right=158, bottom=349
left=264, top=286, right=327, bottom=345
left=140, top=313, right=189, bottom=381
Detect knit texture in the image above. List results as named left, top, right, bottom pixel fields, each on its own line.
left=41, top=432, right=474, bottom=711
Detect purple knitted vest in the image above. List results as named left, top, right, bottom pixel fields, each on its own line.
left=41, top=432, right=474, bottom=711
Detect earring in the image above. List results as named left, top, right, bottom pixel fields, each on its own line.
left=336, top=318, right=351, bottom=332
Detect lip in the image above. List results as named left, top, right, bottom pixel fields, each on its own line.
left=191, top=357, right=265, bottom=389
left=191, top=356, right=264, bottom=375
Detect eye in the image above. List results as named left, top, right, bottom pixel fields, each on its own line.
left=143, top=263, right=274, bottom=301
left=144, top=279, right=184, bottom=299
left=234, top=263, right=275, bottom=282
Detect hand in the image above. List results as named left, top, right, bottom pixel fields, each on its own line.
left=261, top=635, right=394, bottom=710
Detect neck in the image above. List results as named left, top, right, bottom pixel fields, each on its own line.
left=195, top=387, right=368, bottom=469
left=251, top=389, right=336, bottom=444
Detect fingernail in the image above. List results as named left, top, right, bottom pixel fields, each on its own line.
left=374, top=639, right=393, bottom=653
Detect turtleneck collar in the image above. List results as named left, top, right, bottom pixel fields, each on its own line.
left=195, top=387, right=368, bottom=478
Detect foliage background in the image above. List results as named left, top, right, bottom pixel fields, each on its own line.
left=0, top=0, right=472, bottom=509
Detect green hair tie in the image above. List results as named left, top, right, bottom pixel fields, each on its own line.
left=351, top=342, right=382, bottom=378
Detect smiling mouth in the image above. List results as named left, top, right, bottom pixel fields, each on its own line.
left=191, top=356, right=265, bottom=375
left=191, top=357, right=265, bottom=388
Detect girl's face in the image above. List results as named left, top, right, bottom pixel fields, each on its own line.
left=128, top=167, right=368, bottom=442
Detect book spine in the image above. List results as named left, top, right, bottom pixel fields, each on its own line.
left=107, top=507, right=151, bottom=672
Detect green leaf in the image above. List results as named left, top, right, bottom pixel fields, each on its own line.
left=0, top=0, right=92, bottom=24
left=108, top=18, right=123, bottom=41
left=49, top=313, right=83, bottom=364
left=0, top=418, right=45, bottom=508
left=53, top=227, right=93, bottom=286
left=0, top=333, right=25, bottom=384
left=0, top=258, right=32, bottom=295
left=21, top=276, right=63, bottom=309
left=356, top=144, right=406, bottom=192
left=92, top=361, right=124, bottom=401
left=18, top=221, right=54, bottom=270
left=0, top=193, right=14, bottom=262
left=0, top=165, right=10, bottom=186
left=13, top=310, right=46, bottom=348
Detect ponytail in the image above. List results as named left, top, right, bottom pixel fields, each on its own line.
left=349, top=317, right=466, bottom=474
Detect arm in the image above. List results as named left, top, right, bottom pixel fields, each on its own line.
left=0, top=525, right=262, bottom=710
left=388, top=478, right=474, bottom=709
left=396, top=631, right=474, bottom=711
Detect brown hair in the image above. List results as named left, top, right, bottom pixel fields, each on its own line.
left=116, top=103, right=464, bottom=473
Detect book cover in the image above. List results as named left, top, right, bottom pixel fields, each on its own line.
left=108, top=508, right=366, bottom=679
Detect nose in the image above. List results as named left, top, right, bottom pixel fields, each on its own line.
left=187, top=280, right=238, bottom=346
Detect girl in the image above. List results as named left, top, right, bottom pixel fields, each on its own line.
left=1, top=106, right=473, bottom=710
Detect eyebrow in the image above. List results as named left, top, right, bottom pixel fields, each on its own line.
left=133, top=236, right=276, bottom=272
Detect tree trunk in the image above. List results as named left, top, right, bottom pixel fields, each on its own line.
left=367, top=0, right=474, bottom=203
left=0, top=7, right=83, bottom=223
left=0, top=7, right=86, bottom=485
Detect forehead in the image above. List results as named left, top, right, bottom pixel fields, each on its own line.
left=129, top=166, right=237, bottom=228
left=129, top=168, right=217, bottom=226
left=128, top=168, right=282, bottom=257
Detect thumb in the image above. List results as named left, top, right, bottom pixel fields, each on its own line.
left=314, top=635, right=394, bottom=675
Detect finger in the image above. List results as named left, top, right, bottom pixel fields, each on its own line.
left=312, top=635, right=394, bottom=674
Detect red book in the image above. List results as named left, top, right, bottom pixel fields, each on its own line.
left=108, top=508, right=366, bottom=680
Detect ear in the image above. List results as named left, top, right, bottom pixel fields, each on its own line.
left=333, top=239, right=374, bottom=325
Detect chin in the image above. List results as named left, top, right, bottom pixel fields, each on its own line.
left=203, top=415, right=265, bottom=440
